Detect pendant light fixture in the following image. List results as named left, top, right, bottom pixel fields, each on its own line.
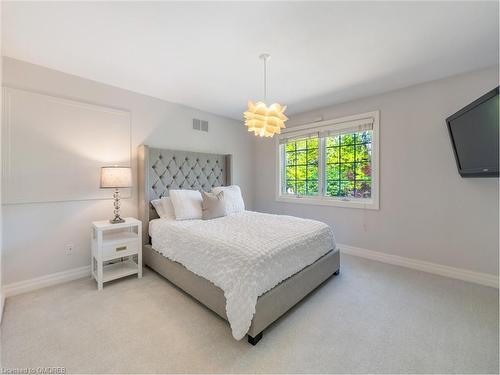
left=244, top=53, right=288, bottom=137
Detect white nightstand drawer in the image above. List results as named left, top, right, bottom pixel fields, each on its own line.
left=102, top=239, right=139, bottom=260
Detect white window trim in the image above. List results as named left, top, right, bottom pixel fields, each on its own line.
left=275, top=110, right=380, bottom=210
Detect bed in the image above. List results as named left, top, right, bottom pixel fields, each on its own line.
left=138, top=145, right=340, bottom=345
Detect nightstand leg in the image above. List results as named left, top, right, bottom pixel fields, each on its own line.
left=138, top=250, right=143, bottom=279
left=90, top=228, right=95, bottom=279
left=97, top=260, right=103, bottom=291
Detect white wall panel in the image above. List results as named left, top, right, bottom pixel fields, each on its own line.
left=2, top=87, right=131, bottom=204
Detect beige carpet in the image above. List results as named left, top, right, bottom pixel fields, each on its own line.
left=1, top=254, right=498, bottom=374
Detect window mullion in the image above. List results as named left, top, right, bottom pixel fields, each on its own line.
left=319, top=137, right=326, bottom=197
left=280, top=145, right=286, bottom=194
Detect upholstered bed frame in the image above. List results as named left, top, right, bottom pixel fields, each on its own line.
left=138, top=145, right=340, bottom=345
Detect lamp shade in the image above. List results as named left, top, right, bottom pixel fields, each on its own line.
left=100, top=166, right=132, bottom=188
left=244, top=101, right=287, bottom=137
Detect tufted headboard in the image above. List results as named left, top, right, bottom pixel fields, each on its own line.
left=138, top=145, right=232, bottom=245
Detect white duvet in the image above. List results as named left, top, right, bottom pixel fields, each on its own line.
left=149, top=210, right=335, bottom=340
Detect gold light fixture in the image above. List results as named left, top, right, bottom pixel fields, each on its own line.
left=244, top=54, right=287, bottom=137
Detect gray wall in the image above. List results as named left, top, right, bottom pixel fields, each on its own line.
left=253, top=66, right=499, bottom=276
left=2, top=57, right=254, bottom=285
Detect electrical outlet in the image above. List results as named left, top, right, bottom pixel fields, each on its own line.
left=65, top=243, right=74, bottom=255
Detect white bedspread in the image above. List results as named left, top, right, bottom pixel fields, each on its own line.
left=149, top=211, right=335, bottom=340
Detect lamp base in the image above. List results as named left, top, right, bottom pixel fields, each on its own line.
left=109, top=188, right=125, bottom=224
left=109, top=217, right=125, bottom=224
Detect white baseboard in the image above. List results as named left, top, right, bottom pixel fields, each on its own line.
left=2, top=245, right=498, bottom=300
left=339, top=243, right=499, bottom=288
left=3, top=265, right=91, bottom=298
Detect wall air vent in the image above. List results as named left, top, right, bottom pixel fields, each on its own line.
left=193, top=118, right=208, bottom=132
left=201, top=120, right=208, bottom=132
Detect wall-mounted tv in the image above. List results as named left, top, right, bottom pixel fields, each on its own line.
left=446, top=87, right=499, bottom=177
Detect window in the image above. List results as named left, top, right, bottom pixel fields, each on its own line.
left=285, top=137, right=319, bottom=196
left=277, top=111, right=379, bottom=209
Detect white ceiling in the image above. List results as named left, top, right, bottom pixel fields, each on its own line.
left=2, top=1, right=499, bottom=120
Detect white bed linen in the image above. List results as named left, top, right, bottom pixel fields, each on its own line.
left=149, top=210, right=335, bottom=340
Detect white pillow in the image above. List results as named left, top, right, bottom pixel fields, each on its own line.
left=212, top=185, right=245, bottom=214
left=151, top=198, right=164, bottom=217
left=151, top=197, right=176, bottom=220
left=169, top=189, right=203, bottom=220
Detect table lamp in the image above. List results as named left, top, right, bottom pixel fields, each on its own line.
left=100, top=166, right=132, bottom=224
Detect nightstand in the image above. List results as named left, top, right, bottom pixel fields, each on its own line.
left=91, top=217, right=142, bottom=290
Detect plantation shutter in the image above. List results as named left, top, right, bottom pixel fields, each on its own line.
left=279, top=116, right=374, bottom=143
left=278, top=131, right=319, bottom=145
left=318, top=117, right=374, bottom=138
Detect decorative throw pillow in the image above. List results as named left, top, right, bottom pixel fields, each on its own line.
left=211, top=185, right=245, bottom=214
left=201, top=191, right=227, bottom=220
left=169, top=189, right=203, bottom=220
left=151, top=197, right=176, bottom=220
left=151, top=198, right=165, bottom=217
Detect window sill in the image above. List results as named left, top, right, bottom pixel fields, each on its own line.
left=276, top=195, right=379, bottom=210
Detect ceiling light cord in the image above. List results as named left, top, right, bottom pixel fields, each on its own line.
left=263, top=56, right=267, bottom=102
left=260, top=53, right=270, bottom=102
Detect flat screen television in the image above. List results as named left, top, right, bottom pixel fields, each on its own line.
left=446, top=87, right=499, bottom=177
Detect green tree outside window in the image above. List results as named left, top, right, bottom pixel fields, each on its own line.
left=285, top=131, right=372, bottom=198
